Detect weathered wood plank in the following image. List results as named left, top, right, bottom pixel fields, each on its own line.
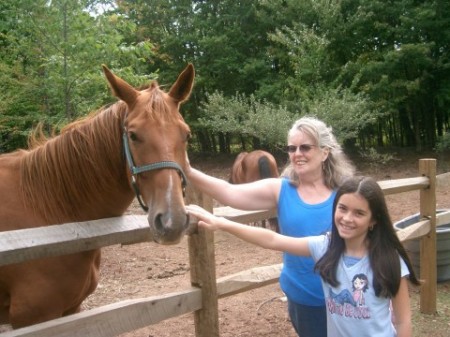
left=187, top=190, right=220, bottom=337
left=3, top=187, right=446, bottom=269
left=217, top=263, right=282, bottom=298
left=396, top=220, right=431, bottom=242
left=0, top=209, right=277, bottom=268
left=0, top=288, right=202, bottom=337
left=436, top=172, right=450, bottom=189
left=419, top=159, right=437, bottom=314
left=0, top=215, right=151, bottom=266
left=395, top=211, right=450, bottom=243
left=0, top=173, right=443, bottom=269
left=0, top=263, right=283, bottom=337
left=214, top=207, right=277, bottom=223
left=437, top=210, right=450, bottom=226
left=214, top=177, right=432, bottom=220
left=378, top=176, right=429, bottom=195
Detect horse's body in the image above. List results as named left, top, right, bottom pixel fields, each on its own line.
left=0, top=64, right=195, bottom=328
left=229, top=150, right=279, bottom=184
left=229, top=150, right=280, bottom=232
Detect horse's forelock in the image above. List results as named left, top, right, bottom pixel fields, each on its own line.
left=143, top=86, right=182, bottom=123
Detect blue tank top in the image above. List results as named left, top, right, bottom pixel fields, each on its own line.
left=277, top=178, right=336, bottom=306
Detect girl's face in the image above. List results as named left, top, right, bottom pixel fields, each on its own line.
left=287, top=130, right=328, bottom=178
left=334, top=192, right=376, bottom=243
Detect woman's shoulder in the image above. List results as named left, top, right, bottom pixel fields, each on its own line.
left=279, top=177, right=296, bottom=188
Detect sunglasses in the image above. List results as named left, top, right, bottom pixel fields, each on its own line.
left=286, top=144, right=316, bottom=153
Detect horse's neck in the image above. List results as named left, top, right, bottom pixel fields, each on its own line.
left=21, top=109, right=134, bottom=223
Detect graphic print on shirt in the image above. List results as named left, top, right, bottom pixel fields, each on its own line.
left=326, top=273, right=370, bottom=319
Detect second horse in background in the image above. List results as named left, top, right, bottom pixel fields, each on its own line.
left=229, top=150, right=280, bottom=232
left=229, top=150, right=279, bottom=184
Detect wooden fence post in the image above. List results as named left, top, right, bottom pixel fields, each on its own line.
left=186, top=187, right=220, bottom=337
left=419, top=158, right=437, bottom=314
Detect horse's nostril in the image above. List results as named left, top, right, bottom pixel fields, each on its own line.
left=150, top=211, right=191, bottom=243
left=154, top=213, right=164, bottom=233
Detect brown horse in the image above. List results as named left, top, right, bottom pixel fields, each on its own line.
left=0, top=64, right=195, bottom=328
left=229, top=150, right=279, bottom=184
left=229, top=150, right=280, bottom=232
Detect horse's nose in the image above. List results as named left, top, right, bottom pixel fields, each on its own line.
left=150, top=211, right=189, bottom=244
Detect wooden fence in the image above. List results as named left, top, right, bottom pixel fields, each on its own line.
left=0, top=158, right=448, bottom=336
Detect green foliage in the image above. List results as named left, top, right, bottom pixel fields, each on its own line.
left=268, top=23, right=330, bottom=95
left=358, top=147, right=397, bottom=173
left=198, top=84, right=378, bottom=152
left=303, top=86, right=379, bottom=143
left=1, top=0, right=449, bottom=154
left=435, top=132, right=450, bottom=153
left=198, top=92, right=293, bottom=149
left=0, top=0, right=155, bottom=151
left=330, top=0, right=450, bottom=149
left=0, top=61, right=42, bottom=151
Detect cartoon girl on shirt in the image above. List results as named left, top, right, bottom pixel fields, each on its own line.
left=352, top=274, right=369, bottom=307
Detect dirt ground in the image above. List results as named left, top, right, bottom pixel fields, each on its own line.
left=78, top=151, right=450, bottom=337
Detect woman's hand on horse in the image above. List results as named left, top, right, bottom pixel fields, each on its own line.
left=184, top=152, right=193, bottom=176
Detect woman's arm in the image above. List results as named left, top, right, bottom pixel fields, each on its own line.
left=186, top=204, right=310, bottom=256
left=391, top=277, right=412, bottom=337
left=186, top=166, right=281, bottom=210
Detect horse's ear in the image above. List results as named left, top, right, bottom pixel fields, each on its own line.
left=168, top=63, right=195, bottom=104
left=102, top=65, right=138, bottom=105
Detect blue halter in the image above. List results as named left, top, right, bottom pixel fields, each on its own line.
left=122, top=128, right=187, bottom=212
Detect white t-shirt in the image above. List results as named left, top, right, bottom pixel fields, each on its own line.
left=308, top=235, right=409, bottom=337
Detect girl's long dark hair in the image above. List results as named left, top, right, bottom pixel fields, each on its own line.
left=314, top=176, right=421, bottom=297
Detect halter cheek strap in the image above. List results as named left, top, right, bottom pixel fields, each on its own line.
left=122, top=130, right=187, bottom=212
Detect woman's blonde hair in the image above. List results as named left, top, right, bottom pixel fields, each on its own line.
left=281, top=116, right=355, bottom=188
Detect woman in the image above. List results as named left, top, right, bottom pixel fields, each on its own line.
left=186, top=176, right=420, bottom=337
left=186, top=116, right=355, bottom=337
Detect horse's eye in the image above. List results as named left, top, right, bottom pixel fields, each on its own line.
left=186, top=132, right=192, bottom=142
left=129, top=132, right=138, bottom=142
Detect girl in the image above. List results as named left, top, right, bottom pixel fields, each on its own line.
left=186, top=176, right=420, bottom=337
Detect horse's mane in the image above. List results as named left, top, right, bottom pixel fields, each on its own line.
left=20, top=102, right=128, bottom=223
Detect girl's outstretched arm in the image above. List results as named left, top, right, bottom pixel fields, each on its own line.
left=391, top=277, right=412, bottom=337
left=186, top=204, right=310, bottom=256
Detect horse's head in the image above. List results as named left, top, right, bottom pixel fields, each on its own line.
left=102, top=64, right=195, bottom=244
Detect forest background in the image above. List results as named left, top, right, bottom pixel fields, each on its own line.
left=1, top=0, right=449, bottom=160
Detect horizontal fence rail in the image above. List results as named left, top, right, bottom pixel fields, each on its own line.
left=0, top=264, right=284, bottom=337
left=3, top=177, right=445, bottom=265
left=0, top=216, right=152, bottom=267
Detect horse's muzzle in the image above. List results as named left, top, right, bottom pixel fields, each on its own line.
left=149, top=211, right=191, bottom=245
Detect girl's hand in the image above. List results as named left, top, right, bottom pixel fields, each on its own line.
left=187, top=205, right=311, bottom=257
left=186, top=204, right=223, bottom=231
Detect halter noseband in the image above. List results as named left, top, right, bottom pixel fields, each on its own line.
left=122, top=128, right=187, bottom=212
